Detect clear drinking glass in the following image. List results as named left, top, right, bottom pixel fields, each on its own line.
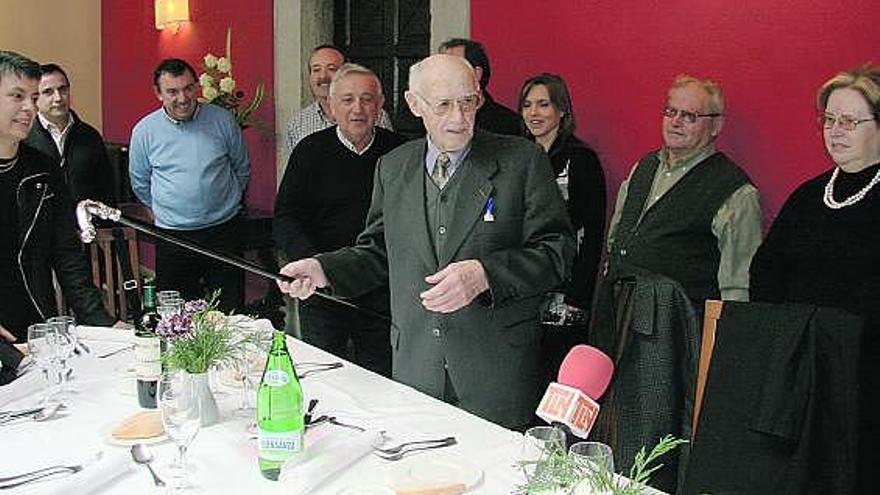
left=569, top=440, right=615, bottom=474
left=158, top=299, right=184, bottom=321
left=157, top=290, right=181, bottom=306
left=160, top=372, right=201, bottom=488
left=46, top=316, right=76, bottom=397
left=520, top=426, right=567, bottom=480
left=27, top=323, right=61, bottom=404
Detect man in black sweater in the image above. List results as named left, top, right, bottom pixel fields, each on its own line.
left=274, top=63, right=406, bottom=376
left=25, top=63, right=115, bottom=205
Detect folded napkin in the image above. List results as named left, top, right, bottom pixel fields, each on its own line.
left=279, top=429, right=384, bottom=494
left=0, top=366, right=44, bottom=408
left=44, top=450, right=134, bottom=495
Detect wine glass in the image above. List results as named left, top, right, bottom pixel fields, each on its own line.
left=160, top=372, right=201, bottom=488
left=520, top=426, right=566, bottom=480
left=46, top=316, right=77, bottom=397
left=27, top=323, right=61, bottom=405
left=570, top=440, right=614, bottom=473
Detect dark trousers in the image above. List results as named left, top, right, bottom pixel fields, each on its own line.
left=155, top=217, right=243, bottom=312
left=299, top=298, right=391, bottom=377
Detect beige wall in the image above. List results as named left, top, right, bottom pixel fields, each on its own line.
left=0, top=0, right=103, bottom=131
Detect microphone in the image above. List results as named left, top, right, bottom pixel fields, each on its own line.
left=535, top=344, right=614, bottom=439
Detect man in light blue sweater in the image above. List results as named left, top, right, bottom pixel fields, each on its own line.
left=129, top=58, right=250, bottom=310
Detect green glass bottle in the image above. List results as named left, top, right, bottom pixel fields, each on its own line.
left=257, top=330, right=304, bottom=480
left=135, top=277, right=161, bottom=408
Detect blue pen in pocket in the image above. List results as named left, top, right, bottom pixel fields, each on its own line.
left=483, top=196, right=495, bottom=222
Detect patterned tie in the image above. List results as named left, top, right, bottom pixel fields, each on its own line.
left=432, top=152, right=451, bottom=190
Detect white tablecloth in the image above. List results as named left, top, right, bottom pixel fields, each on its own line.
left=0, top=324, right=529, bottom=494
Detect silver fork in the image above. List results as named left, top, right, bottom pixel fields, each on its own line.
left=0, top=464, right=83, bottom=490
left=374, top=436, right=457, bottom=455
left=373, top=437, right=457, bottom=461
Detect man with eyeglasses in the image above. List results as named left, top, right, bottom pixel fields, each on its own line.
left=605, top=75, right=762, bottom=304
left=277, top=54, right=574, bottom=429
left=274, top=64, right=406, bottom=377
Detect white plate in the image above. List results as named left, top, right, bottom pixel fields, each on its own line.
left=100, top=419, right=168, bottom=447
left=390, top=453, right=483, bottom=491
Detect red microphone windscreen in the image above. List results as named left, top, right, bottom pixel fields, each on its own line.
left=557, top=345, right=614, bottom=400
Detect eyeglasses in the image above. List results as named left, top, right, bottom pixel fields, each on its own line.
left=663, top=106, right=721, bottom=124
left=820, top=113, right=876, bottom=131
left=413, top=92, right=481, bottom=116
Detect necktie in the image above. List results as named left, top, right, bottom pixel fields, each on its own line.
left=432, top=152, right=450, bottom=190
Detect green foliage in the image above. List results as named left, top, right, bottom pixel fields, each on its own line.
left=514, top=435, right=688, bottom=495
left=161, top=293, right=250, bottom=374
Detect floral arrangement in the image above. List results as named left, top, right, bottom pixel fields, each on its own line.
left=515, top=435, right=687, bottom=495
left=199, top=27, right=265, bottom=129
left=158, top=293, right=245, bottom=374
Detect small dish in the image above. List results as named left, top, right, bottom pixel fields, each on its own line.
left=390, top=453, right=483, bottom=491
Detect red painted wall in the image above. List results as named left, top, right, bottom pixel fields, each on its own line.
left=472, top=0, right=878, bottom=223
left=101, top=0, right=275, bottom=211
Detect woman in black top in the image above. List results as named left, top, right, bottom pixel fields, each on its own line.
left=518, top=73, right=606, bottom=382
left=750, top=63, right=880, bottom=492
left=519, top=73, right=606, bottom=324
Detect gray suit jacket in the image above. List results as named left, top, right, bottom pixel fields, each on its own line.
left=318, top=131, right=575, bottom=427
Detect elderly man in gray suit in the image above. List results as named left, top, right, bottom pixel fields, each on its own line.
left=278, top=54, right=574, bottom=429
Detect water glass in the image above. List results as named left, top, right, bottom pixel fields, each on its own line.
left=27, top=323, right=61, bottom=404
left=570, top=441, right=615, bottom=474
left=520, top=426, right=567, bottom=480
left=46, top=316, right=77, bottom=396
left=160, top=373, right=201, bottom=487
left=158, top=298, right=184, bottom=321
left=157, top=290, right=181, bottom=306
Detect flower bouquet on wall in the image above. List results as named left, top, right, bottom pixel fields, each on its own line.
left=199, top=27, right=266, bottom=129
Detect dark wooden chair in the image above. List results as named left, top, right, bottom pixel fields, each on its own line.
left=89, top=226, right=140, bottom=321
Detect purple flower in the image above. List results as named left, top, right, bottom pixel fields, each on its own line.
left=184, top=299, right=208, bottom=315
left=157, top=313, right=193, bottom=339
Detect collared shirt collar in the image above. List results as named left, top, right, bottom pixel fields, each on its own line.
left=425, top=136, right=471, bottom=177
left=316, top=100, right=335, bottom=125
left=335, top=126, right=376, bottom=155
left=38, top=112, right=74, bottom=156
left=660, top=143, right=717, bottom=172
left=162, top=102, right=201, bottom=125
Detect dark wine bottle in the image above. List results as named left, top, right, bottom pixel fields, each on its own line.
left=135, top=278, right=161, bottom=408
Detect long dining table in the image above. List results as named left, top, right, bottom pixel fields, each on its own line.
left=0, top=323, right=535, bottom=494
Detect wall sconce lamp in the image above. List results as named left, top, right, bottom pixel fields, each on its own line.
left=155, top=0, right=190, bottom=33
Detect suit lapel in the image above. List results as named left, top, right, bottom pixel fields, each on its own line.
left=396, top=141, right=438, bottom=268
left=440, top=133, right=497, bottom=266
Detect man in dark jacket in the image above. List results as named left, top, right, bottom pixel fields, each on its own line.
left=439, top=38, right=522, bottom=136
left=0, top=51, right=113, bottom=344
left=25, top=63, right=115, bottom=205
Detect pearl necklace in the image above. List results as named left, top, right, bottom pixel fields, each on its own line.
left=823, top=166, right=880, bottom=209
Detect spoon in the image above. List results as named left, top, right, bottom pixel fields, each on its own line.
left=130, top=444, right=165, bottom=487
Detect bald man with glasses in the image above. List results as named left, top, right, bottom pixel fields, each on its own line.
left=605, top=75, right=762, bottom=304
left=278, top=54, right=574, bottom=429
